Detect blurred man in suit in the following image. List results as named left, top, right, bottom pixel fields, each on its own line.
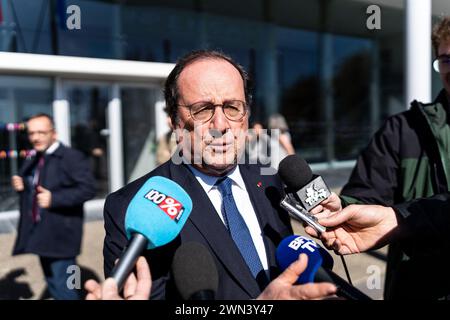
left=11, top=113, right=95, bottom=300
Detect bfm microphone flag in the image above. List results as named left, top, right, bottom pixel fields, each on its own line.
left=276, top=235, right=333, bottom=284
left=276, top=235, right=371, bottom=300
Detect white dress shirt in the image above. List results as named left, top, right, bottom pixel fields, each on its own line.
left=46, top=141, right=60, bottom=155
left=188, top=165, right=269, bottom=272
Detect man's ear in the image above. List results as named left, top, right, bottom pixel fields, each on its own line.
left=168, top=116, right=175, bottom=130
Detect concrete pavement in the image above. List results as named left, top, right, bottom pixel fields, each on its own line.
left=0, top=220, right=105, bottom=300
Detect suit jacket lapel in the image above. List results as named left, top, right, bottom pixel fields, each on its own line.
left=39, top=145, right=63, bottom=187
left=19, top=157, right=39, bottom=177
left=168, top=162, right=261, bottom=297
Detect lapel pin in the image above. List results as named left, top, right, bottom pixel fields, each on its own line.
left=257, top=181, right=262, bottom=188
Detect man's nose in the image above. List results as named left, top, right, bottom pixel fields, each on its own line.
left=209, top=106, right=230, bottom=132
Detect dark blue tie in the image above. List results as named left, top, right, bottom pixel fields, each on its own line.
left=216, top=177, right=264, bottom=279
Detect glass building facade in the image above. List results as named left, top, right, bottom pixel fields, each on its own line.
left=0, top=0, right=447, bottom=212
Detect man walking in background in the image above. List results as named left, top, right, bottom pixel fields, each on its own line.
left=11, top=113, right=95, bottom=300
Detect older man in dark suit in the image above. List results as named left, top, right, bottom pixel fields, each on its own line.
left=90, top=50, right=336, bottom=300
left=11, top=113, right=96, bottom=300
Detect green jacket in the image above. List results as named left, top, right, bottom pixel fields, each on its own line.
left=340, top=89, right=450, bottom=299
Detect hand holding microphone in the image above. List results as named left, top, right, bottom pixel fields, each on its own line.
left=305, top=204, right=400, bottom=255
left=277, top=155, right=342, bottom=234
left=85, top=256, right=152, bottom=300
left=257, top=253, right=337, bottom=300
left=170, top=241, right=337, bottom=301
left=85, top=175, right=193, bottom=299
left=276, top=235, right=372, bottom=300
left=111, top=176, right=193, bottom=291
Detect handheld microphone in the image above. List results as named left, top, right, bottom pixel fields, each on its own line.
left=278, top=155, right=331, bottom=233
left=111, top=176, right=193, bottom=291
left=276, top=235, right=372, bottom=301
left=171, top=242, right=219, bottom=300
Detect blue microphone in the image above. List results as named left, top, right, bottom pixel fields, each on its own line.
left=111, top=176, right=193, bottom=291
left=276, top=235, right=372, bottom=300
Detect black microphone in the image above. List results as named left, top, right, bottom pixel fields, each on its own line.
left=279, top=154, right=332, bottom=210
left=278, top=155, right=357, bottom=286
left=171, top=242, right=219, bottom=300
left=277, top=155, right=332, bottom=233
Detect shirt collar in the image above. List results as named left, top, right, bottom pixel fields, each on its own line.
left=187, top=165, right=246, bottom=194
left=45, top=141, right=60, bottom=155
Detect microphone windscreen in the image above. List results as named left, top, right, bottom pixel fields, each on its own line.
left=276, top=235, right=333, bottom=284
left=278, top=155, right=312, bottom=191
left=125, top=176, right=193, bottom=249
left=172, top=242, right=219, bottom=300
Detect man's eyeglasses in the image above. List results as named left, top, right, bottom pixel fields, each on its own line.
left=179, top=100, right=248, bottom=123
left=28, top=129, right=54, bottom=137
left=433, top=55, right=450, bottom=73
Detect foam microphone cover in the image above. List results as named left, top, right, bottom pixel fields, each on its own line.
left=172, top=242, right=219, bottom=300
left=276, top=235, right=372, bottom=300
left=276, top=235, right=334, bottom=284
left=124, top=176, right=193, bottom=249
left=278, top=155, right=313, bottom=192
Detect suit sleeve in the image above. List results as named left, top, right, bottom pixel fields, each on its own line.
left=50, top=150, right=96, bottom=208
left=340, top=116, right=401, bottom=206
left=103, top=193, right=128, bottom=278
left=393, top=193, right=450, bottom=246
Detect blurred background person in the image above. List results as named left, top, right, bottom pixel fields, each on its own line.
left=304, top=192, right=450, bottom=304
left=338, top=17, right=450, bottom=300
left=156, top=114, right=177, bottom=166
left=73, top=119, right=106, bottom=180
left=11, top=114, right=95, bottom=300
left=268, top=113, right=295, bottom=169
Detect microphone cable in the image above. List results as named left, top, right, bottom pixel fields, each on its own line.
left=340, top=255, right=353, bottom=285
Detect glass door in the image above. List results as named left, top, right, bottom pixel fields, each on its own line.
left=64, top=82, right=110, bottom=199
left=120, top=85, right=164, bottom=184
left=62, top=80, right=167, bottom=198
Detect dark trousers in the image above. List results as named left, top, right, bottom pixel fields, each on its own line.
left=39, top=257, right=80, bottom=300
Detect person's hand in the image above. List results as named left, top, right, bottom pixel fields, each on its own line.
left=305, top=204, right=399, bottom=255
left=309, top=192, right=342, bottom=219
left=257, top=254, right=336, bottom=300
left=11, top=175, right=24, bottom=192
left=36, top=186, right=52, bottom=209
left=85, top=256, right=151, bottom=300
left=92, top=148, right=104, bottom=157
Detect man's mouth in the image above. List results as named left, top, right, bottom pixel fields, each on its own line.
left=206, top=142, right=233, bottom=152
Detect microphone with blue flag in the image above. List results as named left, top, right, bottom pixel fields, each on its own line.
left=111, top=176, right=193, bottom=291
left=276, top=235, right=372, bottom=300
